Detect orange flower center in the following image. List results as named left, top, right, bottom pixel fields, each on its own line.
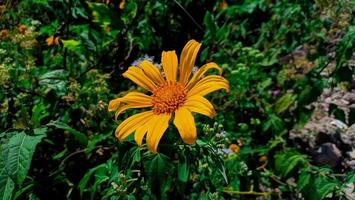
left=152, top=82, right=187, bottom=114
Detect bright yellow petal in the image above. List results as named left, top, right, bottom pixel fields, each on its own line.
left=108, top=92, right=152, bottom=112
left=161, top=51, right=178, bottom=82
left=146, top=113, right=171, bottom=153
left=138, top=60, right=165, bottom=86
left=187, top=75, right=230, bottom=97
left=184, top=96, right=216, bottom=118
left=173, top=107, right=197, bottom=144
left=186, top=62, right=223, bottom=90
left=123, top=67, right=158, bottom=91
left=108, top=98, right=121, bottom=111
left=115, top=111, right=154, bottom=141
left=114, top=104, right=149, bottom=120
left=134, top=116, right=155, bottom=146
left=46, top=36, right=54, bottom=46
left=179, top=40, right=201, bottom=84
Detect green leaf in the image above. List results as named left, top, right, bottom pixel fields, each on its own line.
left=78, top=163, right=106, bottom=198
left=121, top=1, right=138, bottom=25
left=31, top=103, right=50, bottom=126
left=275, top=150, right=308, bottom=177
left=39, top=69, right=68, bottom=80
left=146, top=153, right=173, bottom=198
left=0, top=129, right=46, bottom=199
left=52, top=149, right=67, bottom=160
left=204, top=12, right=217, bottom=37
left=38, top=70, right=68, bottom=96
left=48, top=121, right=88, bottom=146
left=32, top=0, right=49, bottom=6
left=297, top=170, right=311, bottom=191
left=0, top=175, right=14, bottom=200
left=274, top=93, right=296, bottom=115
left=1, top=130, right=46, bottom=185
left=344, top=171, right=355, bottom=183
left=317, top=181, right=337, bottom=200
left=263, top=114, right=285, bottom=133
left=177, top=155, right=189, bottom=182
left=61, top=39, right=81, bottom=52
left=129, top=147, right=141, bottom=168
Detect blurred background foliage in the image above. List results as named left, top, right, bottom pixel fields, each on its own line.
left=0, top=0, right=354, bottom=199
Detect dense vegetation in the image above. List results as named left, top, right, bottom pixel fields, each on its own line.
left=0, top=0, right=354, bottom=199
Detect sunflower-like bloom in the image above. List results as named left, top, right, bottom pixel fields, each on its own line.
left=109, top=40, right=229, bottom=153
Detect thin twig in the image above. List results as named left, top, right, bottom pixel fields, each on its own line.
left=173, top=0, right=204, bottom=32
left=59, top=145, right=115, bottom=168
left=124, top=37, right=134, bottom=61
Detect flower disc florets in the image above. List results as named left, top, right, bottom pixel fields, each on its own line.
left=151, top=82, right=186, bottom=114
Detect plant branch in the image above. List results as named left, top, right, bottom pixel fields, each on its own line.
left=223, top=189, right=270, bottom=196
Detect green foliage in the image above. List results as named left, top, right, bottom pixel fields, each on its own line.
left=0, top=128, right=46, bottom=200
left=0, top=0, right=354, bottom=199
left=274, top=150, right=308, bottom=177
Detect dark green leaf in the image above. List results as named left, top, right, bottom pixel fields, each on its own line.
left=48, top=121, right=88, bottom=146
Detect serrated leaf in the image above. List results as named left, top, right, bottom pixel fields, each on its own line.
left=275, top=151, right=308, bottom=177
left=0, top=175, right=14, bottom=200
left=297, top=171, right=311, bottom=191
left=0, top=129, right=46, bottom=199
left=1, top=131, right=46, bottom=185
left=315, top=177, right=338, bottom=200
left=283, top=155, right=304, bottom=177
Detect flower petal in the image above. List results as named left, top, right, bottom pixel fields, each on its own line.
left=146, top=113, right=171, bottom=153
left=161, top=51, right=178, bottom=82
left=186, top=62, right=223, bottom=90
left=123, top=67, right=158, bottom=91
left=114, top=104, right=149, bottom=120
left=138, top=60, right=165, bottom=86
left=115, top=111, right=154, bottom=141
left=173, top=107, right=197, bottom=144
left=179, top=40, right=201, bottom=84
left=134, top=116, right=156, bottom=146
left=108, top=92, right=152, bottom=112
left=187, top=75, right=230, bottom=97
left=184, top=96, right=216, bottom=118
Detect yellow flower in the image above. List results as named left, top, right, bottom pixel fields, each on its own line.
left=119, top=0, right=125, bottom=9
left=46, top=36, right=60, bottom=46
left=108, top=40, right=229, bottom=153
left=229, top=144, right=240, bottom=153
